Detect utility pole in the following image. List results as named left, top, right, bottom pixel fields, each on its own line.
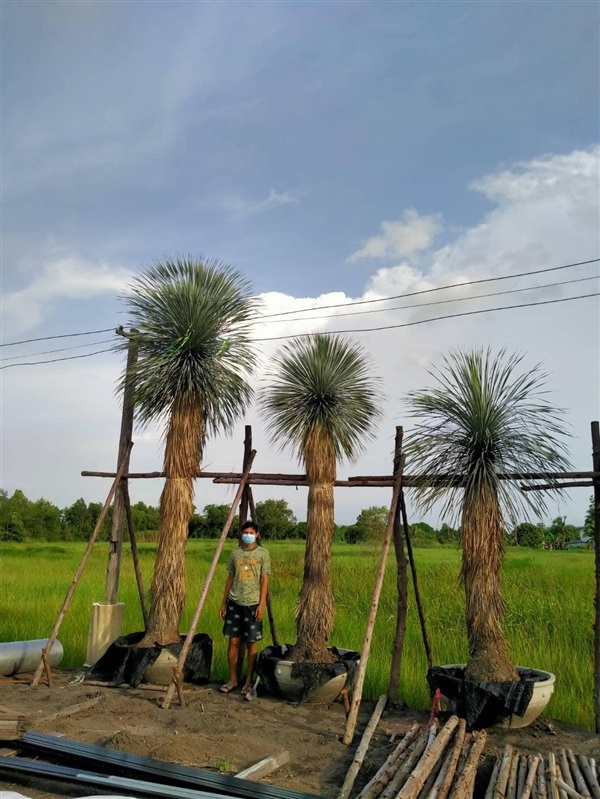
left=85, top=328, right=138, bottom=666
left=104, top=328, right=138, bottom=602
left=591, top=421, right=600, bottom=733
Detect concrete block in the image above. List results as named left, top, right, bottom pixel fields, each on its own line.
left=85, top=602, right=125, bottom=667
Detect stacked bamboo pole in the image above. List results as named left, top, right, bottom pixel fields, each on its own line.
left=485, top=748, right=600, bottom=799
left=351, top=716, right=485, bottom=799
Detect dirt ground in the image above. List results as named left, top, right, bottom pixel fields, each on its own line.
left=1, top=670, right=599, bottom=799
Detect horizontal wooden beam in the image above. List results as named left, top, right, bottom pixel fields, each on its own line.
left=83, top=468, right=600, bottom=487
left=520, top=480, right=596, bottom=491
left=349, top=471, right=600, bottom=481
left=82, top=470, right=307, bottom=480
left=212, top=477, right=396, bottom=487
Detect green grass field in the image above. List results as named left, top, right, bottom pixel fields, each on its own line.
left=0, top=541, right=594, bottom=730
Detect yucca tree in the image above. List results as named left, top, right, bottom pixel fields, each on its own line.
left=119, top=257, right=259, bottom=646
left=405, top=347, right=570, bottom=682
left=261, top=334, right=383, bottom=662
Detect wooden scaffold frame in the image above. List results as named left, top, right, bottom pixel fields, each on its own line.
left=30, top=328, right=600, bottom=735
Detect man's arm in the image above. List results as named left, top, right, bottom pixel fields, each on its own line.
left=219, top=573, right=234, bottom=619
left=255, top=574, right=268, bottom=620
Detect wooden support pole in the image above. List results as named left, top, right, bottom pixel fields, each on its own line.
left=355, top=721, right=420, bottom=799
left=247, top=485, right=257, bottom=525
left=537, top=755, right=548, bottom=799
left=522, top=756, right=542, bottom=799
left=388, top=426, right=409, bottom=700
left=559, top=750, right=577, bottom=794
left=104, top=330, right=138, bottom=604
left=556, top=780, right=586, bottom=799
left=121, top=480, right=149, bottom=628
left=447, top=729, right=486, bottom=799
left=549, top=752, right=560, bottom=799
left=435, top=718, right=467, bottom=799
left=244, top=481, right=279, bottom=648
left=400, top=490, right=433, bottom=669
left=568, top=749, right=592, bottom=799
left=380, top=729, right=429, bottom=799
left=161, top=450, right=257, bottom=710
left=238, top=425, right=252, bottom=535
left=342, top=466, right=404, bottom=745
left=484, top=754, right=502, bottom=799
left=557, top=760, right=569, bottom=799
left=236, top=426, right=253, bottom=680
left=338, top=695, right=387, bottom=799
left=31, top=443, right=133, bottom=688
left=493, top=746, right=515, bottom=799
left=518, top=754, right=529, bottom=798
left=397, top=716, right=460, bottom=799
left=578, top=755, right=600, bottom=799
left=592, top=421, right=600, bottom=734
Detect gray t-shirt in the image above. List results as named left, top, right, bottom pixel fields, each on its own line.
left=226, top=545, right=271, bottom=606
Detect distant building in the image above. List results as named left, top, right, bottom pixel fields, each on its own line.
left=566, top=535, right=594, bottom=550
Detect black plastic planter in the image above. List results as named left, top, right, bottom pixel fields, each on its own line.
left=87, top=631, right=212, bottom=687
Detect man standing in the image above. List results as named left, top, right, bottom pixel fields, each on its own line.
left=219, top=521, right=270, bottom=695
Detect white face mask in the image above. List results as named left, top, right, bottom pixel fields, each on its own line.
left=241, top=533, right=257, bottom=545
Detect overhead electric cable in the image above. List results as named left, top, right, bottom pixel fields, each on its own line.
left=3, top=292, right=597, bottom=365
left=252, top=291, right=600, bottom=342
left=1, top=258, right=597, bottom=346
left=0, top=348, right=114, bottom=370
left=0, top=337, right=116, bottom=363
left=1, top=327, right=116, bottom=348
left=259, top=257, right=600, bottom=320
left=256, top=273, right=599, bottom=325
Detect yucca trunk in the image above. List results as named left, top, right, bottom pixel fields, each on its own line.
left=290, top=428, right=336, bottom=663
left=139, top=395, right=203, bottom=647
left=461, top=485, right=519, bottom=682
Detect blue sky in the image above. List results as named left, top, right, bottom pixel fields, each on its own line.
left=2, top=1, right=599, bottom=525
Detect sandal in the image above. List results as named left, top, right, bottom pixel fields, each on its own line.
left=219, top=682, right=237, bottom=693
left=241, top=685, right=251, bottom=696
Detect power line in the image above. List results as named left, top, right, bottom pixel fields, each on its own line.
left=0, top=258, right=600, bottom=354
left=0, top=348, right=114, bottom=370
left=1, top=327, right=116, bottom=349
left=0, top=337, right=115, bottom=363
left=256, top=274, right=599, bottom=325
left=2, top=258, right=597, bottom=348
left=3, top=292, right=597, bottom=365
left=259, top=257, right=600, bottom=320
left=252, top=291, right=600, bottom=342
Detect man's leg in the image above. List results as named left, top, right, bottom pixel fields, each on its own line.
left=227, top=637, right=240, bottom=688
left=245, top=641, right=258, bottom=688
left=236, top=642, right=247, bottom=685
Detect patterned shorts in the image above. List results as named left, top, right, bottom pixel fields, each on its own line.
left=222, top=599, right=263, bottom=643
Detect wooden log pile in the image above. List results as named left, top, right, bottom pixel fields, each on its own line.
left=485, top=746, right=600, bottom=799
left=353, top=715, right=487, bottom=799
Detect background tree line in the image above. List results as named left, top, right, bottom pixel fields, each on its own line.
left=0, top=488, right=594, bottom=547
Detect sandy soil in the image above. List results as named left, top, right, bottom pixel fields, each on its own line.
left=1, top=670, right=599, bottom=799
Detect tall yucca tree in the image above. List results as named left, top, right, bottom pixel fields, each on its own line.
left=261, top=334, right=383, bottom=663
left=119, top=257, right=259, bottom=646
left=405, top=347, right=570, bottom=682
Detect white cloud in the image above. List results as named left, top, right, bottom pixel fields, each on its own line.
left=367, top=146, right=599, bottom=298
left=216, top=189, right=297, bottom=217
left=1, top=257, right=130, bottom=335
left=348, top=208, right=443, bottom=262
